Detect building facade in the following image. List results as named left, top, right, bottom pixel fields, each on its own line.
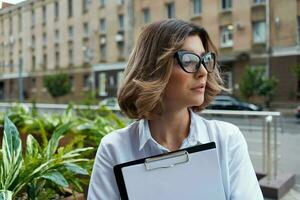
left=0, top=0, right=300, bottom=104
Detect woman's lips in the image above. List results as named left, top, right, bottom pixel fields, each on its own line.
left=191, top=84, right=206, bottom=93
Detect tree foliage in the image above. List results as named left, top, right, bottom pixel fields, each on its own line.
left=239, top=66, right=278, bottom=108
left=43, top=73, right=72, bottom=100
left=293, top=64, right=300, bottom=79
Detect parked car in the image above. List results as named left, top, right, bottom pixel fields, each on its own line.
left=99, top=97, right=120, bottom=110
left=295, top=105, right=300, bottom=119
left=207, top=95, right=262, bottom=111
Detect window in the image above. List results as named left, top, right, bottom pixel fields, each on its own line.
left=83, top=22, right=89, bottom=37
left=222, top=71, right=233, bottom=93
left=83, top=74, right=90, bottom=90
left=55, top=51, right=60, bottom=68
left=253, top=0, right=265, bottom=4
left=83, top=47, right=93, bottom=63
left=68, top=26, right=74, bottom=39
left=1, top=19, right=4, bottom=35
left=43, top=54, right=47, bottom=69
left=19, top=39, right=22, bottom=52
left=100, top=18, right=106, bottom=33
left=42, top=5, right=47, bottom=24
left=32, top=56, right=36, bottom=71
left=9, top=17, right=13, bottom=34
left=166, top=2, right=175, bottom=18
left=142, top=8, right=150, bottom=24
left=117, top=0, right=124, bottom=5
left=55, top=30, right=60, bottom=43
left=118, top=14, right=124, bottom=31
left=109, top=75, right=115, bottom=87
left=0, top=61, right=4, bottom=73
left=98, top=73, right=107, bottom=96
left=221, top=0, right=232, bottom=10
left=193, top=0, right=202, bottom=15
left=68, top=0, right=73, bottom=17
left=69, top=48, right=73, bottom=65
left=18, top=13, right=22, bottom=31
left=100, top=44, right=106, bottom=61
left=117, top=71, right=123, bottom=89
left=9, top=60, right=13, bottom=72
left=117, top=42, right=125, bottom=60
left=31, top=35, right=35, bottom=47
left=54, top=1, right=59, bottom=20
left=252, top=21, right=266, bottom=43
left=100, top=0, right=106, bottom=7
left=83, top=0, right=89, bottom=14
left=31, top=9, right=35, bottom=27
left=42, top=33, right=47, bottom=46
left=220, top=25, right=233, bottom=47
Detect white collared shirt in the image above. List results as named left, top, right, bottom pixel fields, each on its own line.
left=88, top=111, right=264, bottom=200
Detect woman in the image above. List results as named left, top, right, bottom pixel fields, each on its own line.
left=88, top=19, right=263, bottom=200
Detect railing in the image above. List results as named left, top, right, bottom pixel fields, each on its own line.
left=200, top=109, right=281, bottom=182
left=0, top=102, right=99, bottom=114
left=0, top=102, right=281, bottom=182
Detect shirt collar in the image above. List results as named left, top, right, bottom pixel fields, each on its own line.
left=138, top=109, right=209, bottom=151
left=138, top=118, right=152, bottom=151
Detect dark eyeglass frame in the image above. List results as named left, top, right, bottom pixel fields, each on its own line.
left=174, top=50, right=216, bottom=73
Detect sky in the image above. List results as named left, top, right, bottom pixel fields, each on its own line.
left=3, top=0, right=26, bottom=4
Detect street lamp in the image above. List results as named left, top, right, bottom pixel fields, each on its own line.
left=18, top=58, right=24, bottom=103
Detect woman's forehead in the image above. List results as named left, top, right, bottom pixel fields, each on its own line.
left=180, top=36, right=206, bottom=56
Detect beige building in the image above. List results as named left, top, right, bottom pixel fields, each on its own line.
left=0, top=0, right=300, bottom=104
left=0, top=0, right=127, bottom=103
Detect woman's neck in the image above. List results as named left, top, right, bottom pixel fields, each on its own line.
left=148, top=108, right=191, bottom=151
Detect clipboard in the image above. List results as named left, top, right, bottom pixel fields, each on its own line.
left=114, top=142, right=226, bottom=200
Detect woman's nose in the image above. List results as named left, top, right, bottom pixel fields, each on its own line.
left=195, top=64, right=208, bottom=78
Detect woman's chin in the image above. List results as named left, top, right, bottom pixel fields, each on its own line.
left=189, top=100, right=204, bottom=107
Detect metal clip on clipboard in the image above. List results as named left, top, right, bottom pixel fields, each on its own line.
left=144, top=150, right=190, bottom=171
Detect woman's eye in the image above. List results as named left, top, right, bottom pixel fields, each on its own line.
left=182, top=54, right=199, bottom=67
left=183, top=60, right=191, bottom=65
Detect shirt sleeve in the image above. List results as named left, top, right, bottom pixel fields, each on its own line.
left=228, top=127, right=264, bottom=200
left=87, top=138, right=120, bottom=200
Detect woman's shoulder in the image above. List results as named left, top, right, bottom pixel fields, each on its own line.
left=195, top=113, right=244, bottom=142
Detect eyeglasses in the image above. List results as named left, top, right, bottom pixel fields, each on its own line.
left=174, top=51, right=216, bottom=73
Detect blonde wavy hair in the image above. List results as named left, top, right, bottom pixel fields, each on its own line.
left=118, top=19, right=225, bottom=119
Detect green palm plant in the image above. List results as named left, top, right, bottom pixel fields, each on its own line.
left=0, top=117, right=93, bottom=200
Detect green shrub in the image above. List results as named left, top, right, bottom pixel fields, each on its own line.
left=0, top=117, right=93, bottom=199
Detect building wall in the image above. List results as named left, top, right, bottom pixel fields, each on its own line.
left=0, top=0, right=299, bottom=103
left=271, top=0, right=298, bottom=47
left=0, top=0, right=127, bottom=102
left=271, top=56, right=299, bottom=101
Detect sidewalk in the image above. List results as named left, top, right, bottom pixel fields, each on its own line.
left=274, top=108, right=296, bottom=117
left=265, top=119, right=300, bottom=200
